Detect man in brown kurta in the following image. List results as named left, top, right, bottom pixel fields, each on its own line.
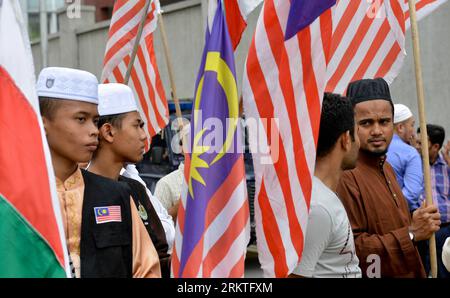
left=337, top=78, right=441, bottom=278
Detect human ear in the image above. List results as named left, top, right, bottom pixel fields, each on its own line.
left=42, top=116, right=49, bottom=136
left=100, top=123, right=114, bottom=143
left=341, top=131, right=351, bottom=152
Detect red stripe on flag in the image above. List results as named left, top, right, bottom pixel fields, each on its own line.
left=246, top=40, right=302, bottom=275
left=228, top=254, right=246, bottom=278
left=259, top=180, right=288, bottom=277
left=320, top=9, right=333, bottom=65
left=171, top=243, right=180, bottom=276
left=181, top=235, right=204, bottom=277
left=111, top=0, right=129, bottom=15
left=202, top=200, right=249, bottom=277
left=328, top=0, right=361, bottom=59
left=124, top=55, right=157, bottom=137
left=107, top=1, right=145, bottom=41
left=224, top=0, right=247, bottom=50
left=177, top=199, right=185, bottom=237
left=327, top=7, right=378, bottom=92
left=297, top=26, right=322, bottom=143
left=147, top=35, right=169, bottom=121
left=349, top=21, right=391, bottom=83
left=262, top=0, right=306, bottom=257
left=104, top=15, right=154, bottom=68
left=204, top=158, right=246, bottom=228
left=112, top=65, right=125, bottom=83
left=136, top=46, right=166, bottom=127
left=374, top=42, right=402, bottom=78
left=0, top=67, right=65, bottom=268
left=178, top=157, right=246, bottom=277
left=390, top=0, right=406, bottom=34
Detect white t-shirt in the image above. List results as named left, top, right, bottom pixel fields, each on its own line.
left=293, top=176, right=361, bottom=278
left=443, top=237, right=450, bottom=272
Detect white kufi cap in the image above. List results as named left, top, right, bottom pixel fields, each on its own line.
left=98, top=83, right=138, bottom=116
left=394, top=104, right=413, bottom=124
left=36, top=67, right=99, bottom=104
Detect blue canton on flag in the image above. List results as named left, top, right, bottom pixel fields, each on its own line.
left=285, top=0, right=336, bottom=40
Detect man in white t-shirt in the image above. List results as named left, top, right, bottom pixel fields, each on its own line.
left=290, top=93, right=362, bottom=278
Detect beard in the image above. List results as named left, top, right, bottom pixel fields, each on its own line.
left=361, top=147, right=388, bottom=157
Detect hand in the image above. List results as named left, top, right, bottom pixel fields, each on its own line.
left=410, top=204, right=441, bottom=242
left=168, top=200, right=180, bottom=222
left=443, top=140, right=450, bottom=167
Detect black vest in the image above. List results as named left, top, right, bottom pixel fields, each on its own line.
left=118, top=175, right=171, bottom=278
left=80, top=170, right=133, bottom=278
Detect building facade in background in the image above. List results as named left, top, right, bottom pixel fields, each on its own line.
left=20, top=0, right=189, bottom=40
left=19, top=0, right=65, bottom=39
left=26, top=0, right=450, bottom=134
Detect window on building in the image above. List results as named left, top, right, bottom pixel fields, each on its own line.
left=21, top=0, right=65, bottom=40
left=160, top=0, right=188, bottom=6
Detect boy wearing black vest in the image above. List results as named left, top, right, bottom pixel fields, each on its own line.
left=87, top=83, right=172, bottom=277
left=37, top=67, right=161, bottom=278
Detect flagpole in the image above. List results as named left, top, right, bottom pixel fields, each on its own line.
left=157, top=12, right=183, bottom=121
left=39, top=0, right=48, bottom=68
left=407, top=0, right=437, bottom=278
left=124, top=0, right=153, bottom=85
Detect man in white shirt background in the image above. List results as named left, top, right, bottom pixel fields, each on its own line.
left=290, top=93, right=362, bottom=278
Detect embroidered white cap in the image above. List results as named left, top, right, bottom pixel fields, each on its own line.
left=36, top=67, right=99, bottom=104
left=98, top=83, right=138, bottom=116
left=394, top=104, right=413, bottom=124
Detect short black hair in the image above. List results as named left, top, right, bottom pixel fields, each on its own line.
left=417, top=124, right=445, bottom=148
left=97, top=113, right=127, bottom=129
left=317, top=93, right=355, bottom=158
left=38, top=97, right=63, bottom=120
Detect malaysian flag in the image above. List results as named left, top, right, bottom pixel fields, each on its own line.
left=94, top=206, right=122, bottom=224
left=223, top=0, right=262, bottom=50
left=242, top=0, right=446, bottom=278
left=325, top=0, right=448, bottom=94
left=172, top=0, right=249, bottom=278
left=101, top=0, right=169, bottom=150
left=242, top=0, right=334, bottom=277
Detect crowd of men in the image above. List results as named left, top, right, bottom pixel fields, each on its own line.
left=34, top=66, right=449, bottom=278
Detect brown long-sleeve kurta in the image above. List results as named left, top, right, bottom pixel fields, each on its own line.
left=337, top=151, right=425, bottom=278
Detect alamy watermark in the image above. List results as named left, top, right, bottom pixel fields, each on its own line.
left=169, top=113, right=280, bottom=165
left=66, top=0, right=81, bottom=19
left=366, top=0, right=387, bottom=19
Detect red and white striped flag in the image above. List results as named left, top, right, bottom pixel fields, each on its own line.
left=242, top=0, right=446, bottom=278
left=224, top=0, right=263, bottom=50
left=325, top=0, right=407, bottom=94
left=326, top=0, right=447, bottom=94
left=242, top=0, right=334, bottom=277
left=101, top=0, right=169, bottom=149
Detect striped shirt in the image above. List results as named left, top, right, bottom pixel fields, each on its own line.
left=421, top=154, right=450, bottom=223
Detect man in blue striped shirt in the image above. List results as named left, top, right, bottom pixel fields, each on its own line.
left=417, top=124, right=450, bottom=278
left=387, top=104, right=423, bottom=212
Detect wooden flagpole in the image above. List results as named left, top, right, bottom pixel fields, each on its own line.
left=157, top=9, right=187, bottom=152
left=157, top=11, right=183, bottom=121
left=124, top=0, right=152, bottom=85
left=407, top=0, right=438, bottom=278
